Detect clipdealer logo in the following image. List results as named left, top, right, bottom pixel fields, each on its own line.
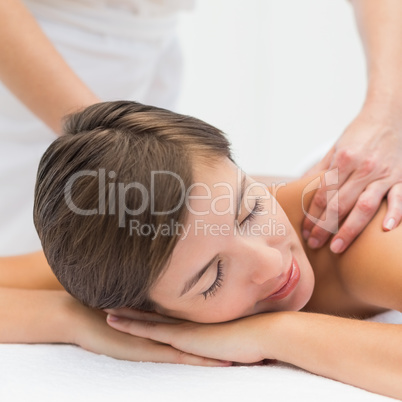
left=64, top=169, right=186, bottom=227
left=301, top=168, right=339, bottom=234
left=63, top=168, right=287, bottom=236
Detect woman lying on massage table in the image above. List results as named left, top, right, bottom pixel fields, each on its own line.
left=1, top=101, right=402, bottom=400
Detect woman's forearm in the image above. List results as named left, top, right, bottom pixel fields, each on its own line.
left=0, top=287, right=75, bottom=343
left=272, top=311, right=402, bottom=400
left=0, top=287, right=227, bottom=366
left=0, top=251, right=64, bottom=290
left=0, top=0, right=99, bottom=134
left=350, top=0, right=402, bottom=106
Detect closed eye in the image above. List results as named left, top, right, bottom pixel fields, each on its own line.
left=240, top=197, right=264, bottom=226
left=201, top=197, right=265, bottom=300
left=201, top=260, right=224, bottom=299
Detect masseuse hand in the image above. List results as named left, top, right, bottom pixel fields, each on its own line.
left=105, top=308, right=284, bottom=364
left=64, top=297, right=228, bottom=367
left=302, top=102, right=402, bottom=254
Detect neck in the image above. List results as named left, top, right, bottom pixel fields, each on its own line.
left=267, top=174, right=318, bottom=259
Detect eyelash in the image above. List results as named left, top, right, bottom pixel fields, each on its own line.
left=241, top=197, right=264, bottom=225
left=201, top=197, right=265, bottom=300
left=202, top=260, right=224, bottom=300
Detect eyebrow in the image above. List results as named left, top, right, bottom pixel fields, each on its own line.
left=179, top=173, right=247, bottom=297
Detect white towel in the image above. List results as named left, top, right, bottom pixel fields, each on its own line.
left=1, top=310, right=400, bottom=402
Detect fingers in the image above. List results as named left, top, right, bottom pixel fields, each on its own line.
left=304, top=171, right=382, bottom=249
left=106, top=315, right=230, bottom=366
left=111, top=337, right=231, bottom=367
left=147, top=344, right=232, bottom=367
left=107, top=314, right=179, bottom=345
left=302, top=150, right=389, bottom=251
left=103, top=308, right=182, bottom=324
left=105, top=316, right=231, bottom=367
left=383, top=183, right=402, bottom=231
left=302, top=167, right=353, bottom=246
left=328, top=183, right=385, bottom=253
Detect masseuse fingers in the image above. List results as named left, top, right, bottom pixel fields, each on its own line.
left=383, top=183, right=402, bottom=232
left=302, top=168, right=351, bottom=244
left=305, top=172, right=379, bottom=249
left=328, top=182, right=386, bottom=253
left=104, top=308, right=183, bottom=324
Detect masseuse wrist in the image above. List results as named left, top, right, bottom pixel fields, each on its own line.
left=365, top=76, right=402, bottom=119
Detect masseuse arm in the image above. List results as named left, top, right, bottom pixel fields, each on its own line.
left=0, top=252, right=227, bottom=367
left=302, top=0, right=402, bottom=254
left=0, top=0, right=100, bottom=134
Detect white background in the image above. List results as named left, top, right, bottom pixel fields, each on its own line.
left=176, top=0, right=366, bottom=176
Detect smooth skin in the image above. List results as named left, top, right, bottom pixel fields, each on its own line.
left=105, top=160, right=402, bottom=400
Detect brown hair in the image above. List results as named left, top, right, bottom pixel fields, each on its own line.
left=34, top=101, right=233, bottom=311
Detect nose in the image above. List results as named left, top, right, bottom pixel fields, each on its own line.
left=236, top=238, right=284, bottom=285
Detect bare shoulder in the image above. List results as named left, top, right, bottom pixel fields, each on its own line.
left=250, top=172, right=402, bottom=312
left=269, top=170, right=402, bottom=313
left=335, top=200, right=402, bottom=312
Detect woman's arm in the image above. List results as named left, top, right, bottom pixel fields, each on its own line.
left=273, top=312, right=402, bottom=400
left=0, top=287, right=76, bottom=343
left=106, top=309, right=402, bottom=400
left=0, top=254, right=226, bottom=366
left=0, top=251, right=64, bottom=290
left=0, top=0, right=100, bottom=133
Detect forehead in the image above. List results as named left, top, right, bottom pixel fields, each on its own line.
left=150, top=158, right=241, bottom=296
left=190, top=157, right=242, bottom=209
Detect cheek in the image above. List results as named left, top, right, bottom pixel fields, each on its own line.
left=206, top=288, right=256, bottom=322
left=178, top=288, right=255, bottom=323
left=258, top=200, right=292, bottom=237
left=292, top=255, right=315, bottom=310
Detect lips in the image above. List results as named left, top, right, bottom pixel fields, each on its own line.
left=264, top=257, right=300, bottom=301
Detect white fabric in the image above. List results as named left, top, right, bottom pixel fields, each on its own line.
left=0, top=1, right=188, bottom=256
left=26, top=0, right=195, bottom=17
left=291, top=137, right=337, bottom=177
left=23, top=0, right=195, bottom=39
left=0, top=309, right=400, bottom=402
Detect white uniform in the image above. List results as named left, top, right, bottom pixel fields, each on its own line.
left=0, top=0, right=194, bottom=255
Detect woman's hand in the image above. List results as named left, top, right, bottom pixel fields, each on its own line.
left=302, top=101, right=402, bottom=254
left=105, top=308, right=284, bottom=364
left=63, top=296, right=229, bottom=367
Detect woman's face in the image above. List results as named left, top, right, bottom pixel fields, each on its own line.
left=150, top=157, right=315, bottom=323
